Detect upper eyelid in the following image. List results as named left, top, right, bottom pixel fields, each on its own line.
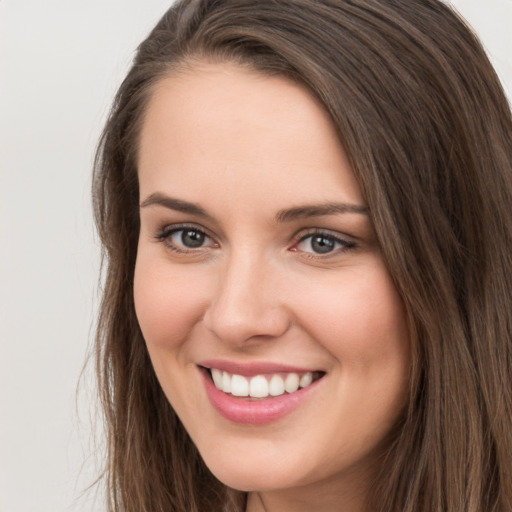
left=291, top=228, right=358, bottom=254
left=293, top=227, right=356, bottom=243
left=158, top=223, right=214, bottom=239
left=294, top=232, right=354, bottom=249
left=155, top=226, right=218, bottom=254
left=154, top=223, right=356, bottom=249
left=154, top=224, right=217, bottom=249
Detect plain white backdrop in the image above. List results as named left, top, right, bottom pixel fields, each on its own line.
left=0, top=1, right=511, bottom=511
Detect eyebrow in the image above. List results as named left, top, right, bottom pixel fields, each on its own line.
left=140, top=192, right=368, bottom=222
left=140, top=192, right=213, bottom=219
left=275, top=202, right=368, bottom=222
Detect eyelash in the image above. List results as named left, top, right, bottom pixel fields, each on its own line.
left=154, top=224, right=217, bottom=254
left=153, top=224, right=357, bottom=258
left=291, top=229, right=357, bottom=259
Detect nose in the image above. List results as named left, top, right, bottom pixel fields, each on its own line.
left=202, top=250, right=291, bottom=346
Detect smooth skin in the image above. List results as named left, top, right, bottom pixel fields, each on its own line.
left=134, top=61, right=410, bottom=512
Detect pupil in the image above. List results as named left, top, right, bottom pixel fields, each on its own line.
left=312, top=235, right=335, bottom=254
left=182, top=230, right=205, bottom=248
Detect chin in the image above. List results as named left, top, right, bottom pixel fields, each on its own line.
left=208, top=463, right=297, bottom=493
left=197, top=441, right=317, bottom=493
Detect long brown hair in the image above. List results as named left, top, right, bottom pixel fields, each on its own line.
left=92, top=1, right=512, bottom=510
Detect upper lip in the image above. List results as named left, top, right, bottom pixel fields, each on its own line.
left=198, top=359, right=322, bottom=377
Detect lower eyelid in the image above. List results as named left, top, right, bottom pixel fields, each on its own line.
left=153, top=225, right=355, bottom=255
left=154, top=226, right=220, bottom=253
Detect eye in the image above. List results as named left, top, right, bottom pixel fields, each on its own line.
left=155, top=225, right=217, bottom=253
left=172, top=228, right=207, bottom=248
left=293, top=231, right=356, bottom=255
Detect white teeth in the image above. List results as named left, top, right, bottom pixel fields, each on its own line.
left=269, top=374, right=285, bottom=396
left=222, top=371, right=231, bottom=393
left=211, top=368, right=223, bottom=389
left=210, top=369, right=316, bottom=398
left=231, top=374, right=249, bottom=397
left=284, top=373, right=300, bottom=393
left=249, top=375, right=269, bottom=398
left=300, top=372, right=313, bottom=388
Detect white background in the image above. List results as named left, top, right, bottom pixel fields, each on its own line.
left=0, top=1, right=511, bottom=511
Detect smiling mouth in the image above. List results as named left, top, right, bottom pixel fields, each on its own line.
left=203, top=367, right=325, bottom=399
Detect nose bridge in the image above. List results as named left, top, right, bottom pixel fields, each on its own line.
left=203, top=246, right=290, bottom=344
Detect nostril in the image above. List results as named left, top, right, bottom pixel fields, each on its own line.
left=201, top=268, right=291, bottom=345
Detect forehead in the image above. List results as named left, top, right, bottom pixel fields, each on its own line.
left=137, top=61, right=363, bottom=211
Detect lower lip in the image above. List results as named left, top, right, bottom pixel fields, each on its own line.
left=200, top=368, right=322, bottom=425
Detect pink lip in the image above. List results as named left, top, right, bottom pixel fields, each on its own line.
left=198, top=365, right=323, bottom=425
left=199, top=358, right=318, bottom=377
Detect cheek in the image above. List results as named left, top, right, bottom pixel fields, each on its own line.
left=133, top=253, right=207, bottom=350
left=291, top=261, right=409, bottom=368
left=133, top=253, right=211, bottom=410
left=290, top=263, right=410, bottom=459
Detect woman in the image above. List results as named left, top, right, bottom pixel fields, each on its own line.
left=92, top=0, right=512, bottom=510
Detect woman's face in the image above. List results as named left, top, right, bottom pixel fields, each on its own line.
left=135, top=62, right=410, bottom=506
